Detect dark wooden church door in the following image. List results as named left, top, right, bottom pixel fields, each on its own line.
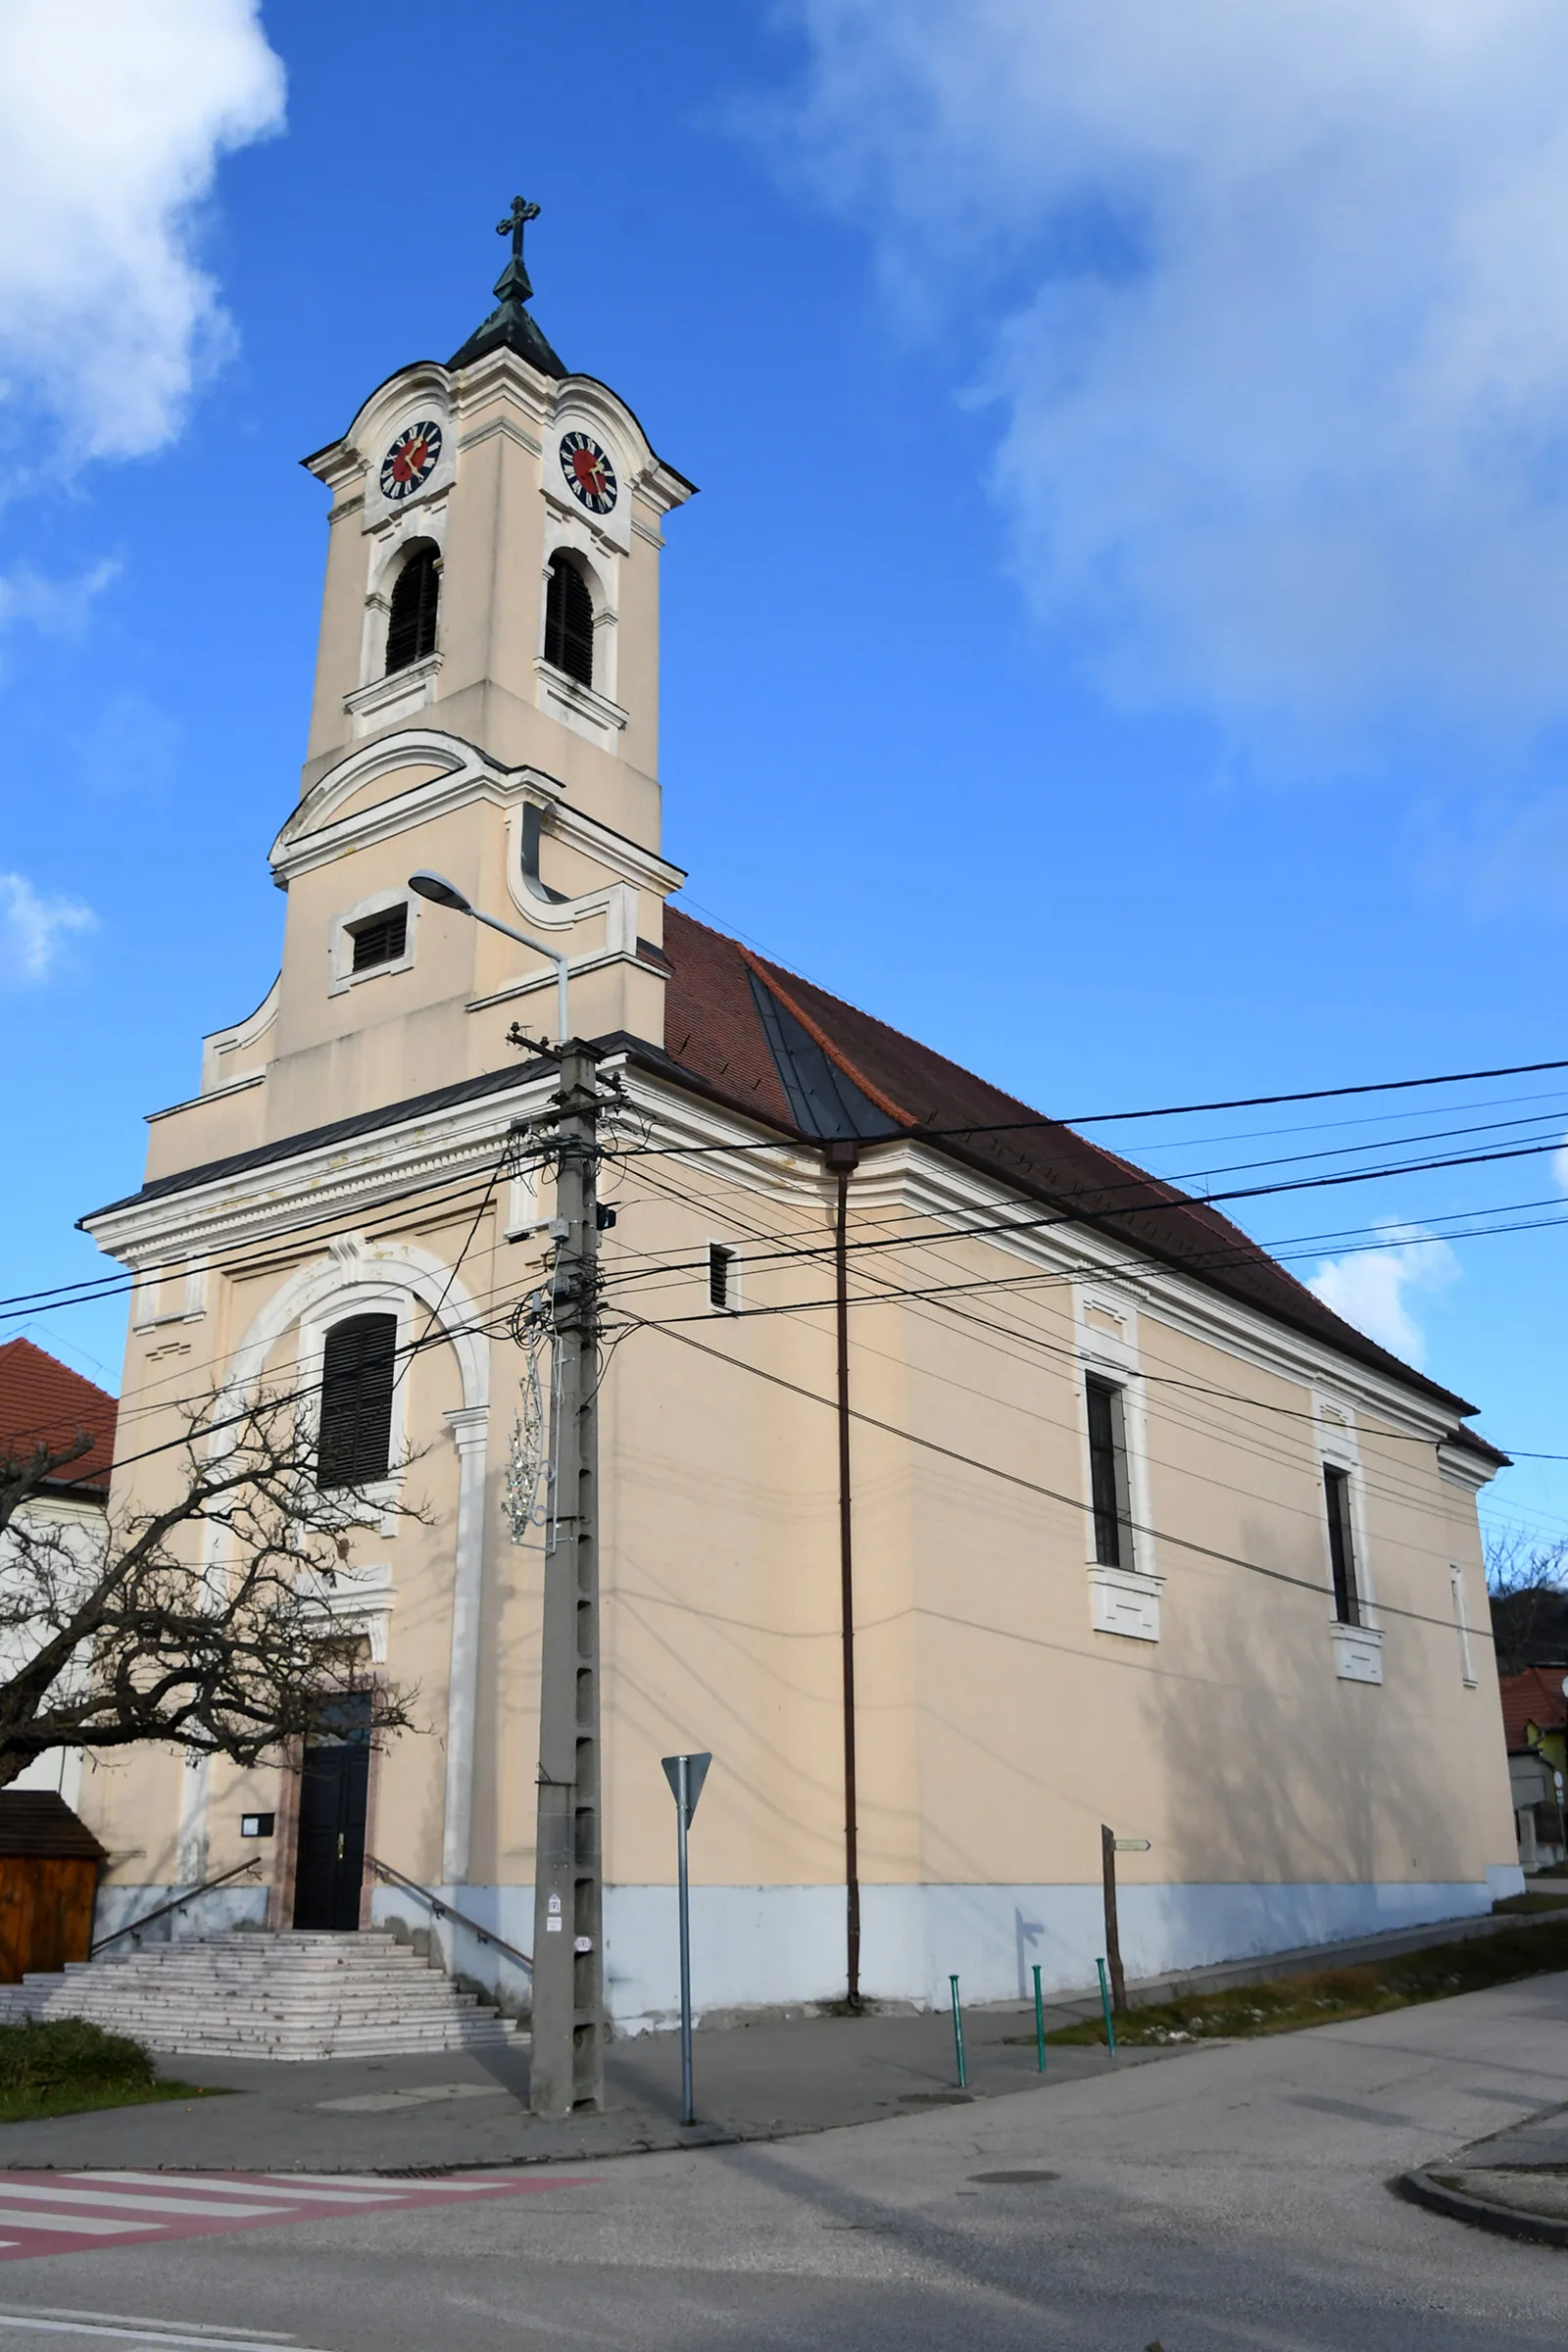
left=292, top=1701, right=370, bottom=1931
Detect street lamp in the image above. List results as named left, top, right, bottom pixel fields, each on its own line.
left=407, top=869, right=569, bottom=1044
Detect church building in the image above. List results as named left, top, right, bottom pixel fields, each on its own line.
left=77, top=207, right=1522, bottom=2029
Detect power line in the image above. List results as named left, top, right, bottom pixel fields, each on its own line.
left=612, top=1053, right=1568, bottom=1158
left=618, top=1310, right=1498, bottom=1646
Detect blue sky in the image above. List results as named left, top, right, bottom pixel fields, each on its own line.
left=2, top=0, right=1566, bottom=1556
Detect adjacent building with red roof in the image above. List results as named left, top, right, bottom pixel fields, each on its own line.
left=0, top=1340, right=118, bottom=1812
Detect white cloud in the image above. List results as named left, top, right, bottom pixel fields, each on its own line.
left=0, top=561, right=119, bottom=635
left=0, top=1, right=285, bottom=466
left=0, top=872, right=96, bottom=985
left=1307, top=1224, right=1459, bottom=1365
left=781, top=1, right=1568, bottom=730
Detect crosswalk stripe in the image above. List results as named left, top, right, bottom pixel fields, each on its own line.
left=0, top=2194, right=287, bottom=2224
left=0, top=2167, right=590, bottom=2266
left=255, top=2173, right=487, bottom=2192
left=0, top=2218, right=149, bottom=2239
left=0, top=2322, right=330, bottom=2351
left=8, top=2308, right=299, bottom=2341
left=67, top=2179, right=398, bottom=2208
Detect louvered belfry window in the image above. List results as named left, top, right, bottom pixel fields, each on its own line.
left=348, top=904, right=407, bottom=973
left=384, top=545, right=439, bottom=674
left=318, top=1313, right=399, bottom=1489
left=544, top=553, right=595, bottom=688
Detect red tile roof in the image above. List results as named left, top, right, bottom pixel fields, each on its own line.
left=659, top=908, right=1482, bottom=1418
left=1499, top=1666, right=1568, bottom=1752
left=0, top=1339, right=117, bottom=1498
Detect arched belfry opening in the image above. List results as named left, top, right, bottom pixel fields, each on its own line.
left=384, top=544, right=439, bottom=674
left=544, top=551, right=594, bottom=688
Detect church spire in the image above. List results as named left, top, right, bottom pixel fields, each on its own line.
left=448, top=194, right=567, bottom=376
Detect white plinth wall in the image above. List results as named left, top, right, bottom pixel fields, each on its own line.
left=369, top=1869, right=1524, bottom=2032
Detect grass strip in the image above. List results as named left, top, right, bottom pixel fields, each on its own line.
left=1045, top=1918, right=1568, bottom=2048
left=0, top=2018, right=217, bottom=2124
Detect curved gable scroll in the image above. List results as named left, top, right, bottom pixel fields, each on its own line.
left=270, top=732, right=561, bottom=887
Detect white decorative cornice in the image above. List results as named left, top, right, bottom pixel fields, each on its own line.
left=83, top=1068, right=560, bottom=1271
left=145, top=1072, right=265, bottom=1126
left=343, top=651, right=443, bottom=723
left=270, top=729, right=685, bottom=899
left=457, top=413, right=542, bottom=459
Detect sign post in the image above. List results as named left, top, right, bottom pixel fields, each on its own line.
left=1101, top=1828, right=1152, bottom=2016
left=662, top=1751, right=711, bottom=2128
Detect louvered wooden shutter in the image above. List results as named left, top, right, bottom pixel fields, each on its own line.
left=385, top=547, right=439, bottom=674
left=318, top=1313, right=399, bottom=1489
left=349, top=905, right=407, bottom=972
left=544, top=554, right=595, bottom=687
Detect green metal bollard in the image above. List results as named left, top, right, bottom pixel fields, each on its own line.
left=1032, top=1962, right=1047, bottom=2073
left=1096, top=1956, right=1117, bottom=2057
left=949, top=1973, right=967, bottom=2088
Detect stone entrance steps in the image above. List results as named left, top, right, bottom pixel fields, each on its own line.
left=0, top=1931, right=523, bottom=2060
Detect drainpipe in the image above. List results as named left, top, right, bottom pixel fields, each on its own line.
left=824, top=1137, right=862, bottom=2005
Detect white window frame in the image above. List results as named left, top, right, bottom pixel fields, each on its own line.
left=329, top=888, right=416, bottom=998
left=1315, top=1394, right=1383, bottom=1684
left=1450, top=1564, right=1479, bottom=1688
left=1074, top=1287, right=1162, bottom=1642
left=297, top=1281, right=415, bottom=1533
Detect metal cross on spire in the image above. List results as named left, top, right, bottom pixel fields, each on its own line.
left=497, top=195, right=541, bottom=263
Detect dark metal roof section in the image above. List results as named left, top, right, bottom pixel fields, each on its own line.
left=0, top=1792, right=107, bottom=1861
left=747, top=970, right=902, bottom=1143
left=449, top=193, right=566, bottom=378
left=79, top=1056, right=559, bottom=1224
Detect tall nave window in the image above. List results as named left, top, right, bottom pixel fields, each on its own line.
left=318, top=1313, right=399, bottom=1489
left=1085, top=1375, right=1133, bottom=1569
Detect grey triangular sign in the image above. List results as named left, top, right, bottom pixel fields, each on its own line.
left=662, top=1752, right=711, bottom=1822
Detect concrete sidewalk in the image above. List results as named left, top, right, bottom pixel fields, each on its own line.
left=1399, top=2096, right=1568, bottom=2247
left=0, top=1902, right=1560, bottom=2177
left=0, top=1998, right=1166, bottom=2173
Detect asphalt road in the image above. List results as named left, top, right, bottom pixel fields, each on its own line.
left=0, top=1970, right=1563, bottom=2351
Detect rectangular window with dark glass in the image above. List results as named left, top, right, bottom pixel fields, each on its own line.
left=1085, top=1375, right=1132, bottom=1569
left=1323, top=1464, right=1360, bottom=1626
left=318, top=1312, right=398, bottom=1489
left=348, top=905, right=408, bottom=974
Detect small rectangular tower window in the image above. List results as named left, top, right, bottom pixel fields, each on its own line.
left=1085, top=1376, right=1132, bottom=1568
left=708, top=1244, right=737, bottom=1312
left=1323, top=1464, right=1360, bottom=1626
left=348, top=905, right=408, bottom=973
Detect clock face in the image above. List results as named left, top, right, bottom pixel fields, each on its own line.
left=559, top=430, right=617, bottom=515
left=380, top=419, right=443, bottom=502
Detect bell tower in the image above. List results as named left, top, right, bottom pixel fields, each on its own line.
left=298, top=194, right=694, bottom=847
left=218, top=200, right=698, bottom=1144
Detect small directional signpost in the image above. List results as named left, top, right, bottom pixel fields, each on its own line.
left=1101, top=1826, right=1152, bottom=2017
left=662, top=1751, right=711, bottom=2127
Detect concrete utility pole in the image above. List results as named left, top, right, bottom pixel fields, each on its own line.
left=527, top=1039, right=608, bottom=2118
left=404, top=873, right=605, bottom=2114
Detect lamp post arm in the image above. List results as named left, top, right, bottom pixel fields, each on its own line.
left=467, top=907, right=569, bottom=1043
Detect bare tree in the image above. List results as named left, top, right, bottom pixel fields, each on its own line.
left=1487, top=1527, right=1568, bottom=1679
left=0, top=1392, right=418, bottom=1791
